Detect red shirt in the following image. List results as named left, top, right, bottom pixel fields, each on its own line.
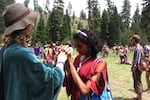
left=63, top=55, right=107, bottom=100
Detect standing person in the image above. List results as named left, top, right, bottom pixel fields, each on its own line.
left=65, top=40, right=74, bottom=57
left=63, top=29, right=108, bottom=100
left=143, top=45, right=150, bottom=91
left=130, top=34, right=144, bottom=100
left=47, top=43, right=55, bottom=63
left=0, top=3, right=69, bottom=100
left=33, top=44, right=40, bottom=56
left=119, top=46, right=125, bottom=64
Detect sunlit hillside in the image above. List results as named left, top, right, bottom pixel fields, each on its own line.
left=71, top=17, right=88, bottom=33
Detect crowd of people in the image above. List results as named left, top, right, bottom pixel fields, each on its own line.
left=102, top=44, right=133, bottom=65
left=0, top=3, right=108, bottom=100
left=0, top=3, right=150, bottom=100
left=101, top=35, right=150, bottom=100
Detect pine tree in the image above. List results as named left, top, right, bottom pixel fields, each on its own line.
left=0, top=0, right=6, bottom=35
left=24, top=0, right=30, bottom=7
left=6, top=0, right=15, bottom=4
left=109, top=7, right=121, bottom=46
left=131, top=4, right=142, bottom=35
left=49, top=0, right=64, bottom=42
left=0, top=0, right=15, bottom=35
left=104, top=0, right=122, bottom=46
left=62, top=9, right=71, bottom=41
left=87, top=0, right=101, bottom=35
left=46, top=12, right=52, bottom=42
left=77, top=19, right=84, bottom=30
left=45, top=0, right=50, bottom=13
left=33, top=0, right=39, bottom=11
left=71, top=11, right=75, bottom=26
left=72, top=11, right=75, bottom=22
left=80, top=9, right=86, bottom=19
left=67, top=1, right=72, bottom=15
left=141, top=0, right=150, bottom=41
left=141, top=0, right=149, bottom=6
left=105, top=0, right=115, bottom=16
left=32, top=7, right=47, bottom=45
left=121, top=0, right=131, bottom=31
left=101, top=9, right=109, bottom=45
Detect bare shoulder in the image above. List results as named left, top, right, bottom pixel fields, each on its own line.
left=96, top=58, right=107, bottom=72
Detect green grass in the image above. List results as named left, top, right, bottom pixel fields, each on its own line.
left=57, top=50, right=150, bottom=100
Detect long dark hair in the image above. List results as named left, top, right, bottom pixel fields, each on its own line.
left=73, top=29, right=100, bottom=58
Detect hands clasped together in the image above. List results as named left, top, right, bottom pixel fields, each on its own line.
left=56, top=45, right=73, bottom=70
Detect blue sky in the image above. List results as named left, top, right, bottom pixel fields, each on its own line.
left=16, top=0, right=143, bottom=17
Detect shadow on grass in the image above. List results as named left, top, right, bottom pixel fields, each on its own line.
left=115, top=62, right=131, bottom=66
left=128, top=88, right=134, bottom=92
left=114, top=89, right=135, bottom=100
left=114, top=97, right=132, bottom=100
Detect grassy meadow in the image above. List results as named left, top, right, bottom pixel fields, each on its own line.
left=57, top=50, right=150, bottom=100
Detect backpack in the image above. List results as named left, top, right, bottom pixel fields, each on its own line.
left=138, top=45, right=150, bottom=71
left=143, top=45, right=150, bottom=62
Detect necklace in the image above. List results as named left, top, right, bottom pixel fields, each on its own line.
left=77, top=55, right=91, bottom=72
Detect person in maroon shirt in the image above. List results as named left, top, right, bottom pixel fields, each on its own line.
left=63, top=29, right=107, bottom=100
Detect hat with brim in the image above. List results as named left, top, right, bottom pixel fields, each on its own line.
left=130, top=34, right=140, bottom=41
left=3, top=3, right=39, bottom=35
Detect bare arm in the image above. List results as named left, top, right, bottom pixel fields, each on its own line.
left=68, top=56, right=107, bottom=95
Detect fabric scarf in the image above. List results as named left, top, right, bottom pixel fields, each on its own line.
left=63, top=55, right=106, bottom=100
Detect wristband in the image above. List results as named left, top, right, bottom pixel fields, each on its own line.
left=57, top=61, right=65, bottom=65
left=56, top=61, right=65, bottom=70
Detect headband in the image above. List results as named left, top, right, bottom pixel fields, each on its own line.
left=77, top=30, right=87, bottom=37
